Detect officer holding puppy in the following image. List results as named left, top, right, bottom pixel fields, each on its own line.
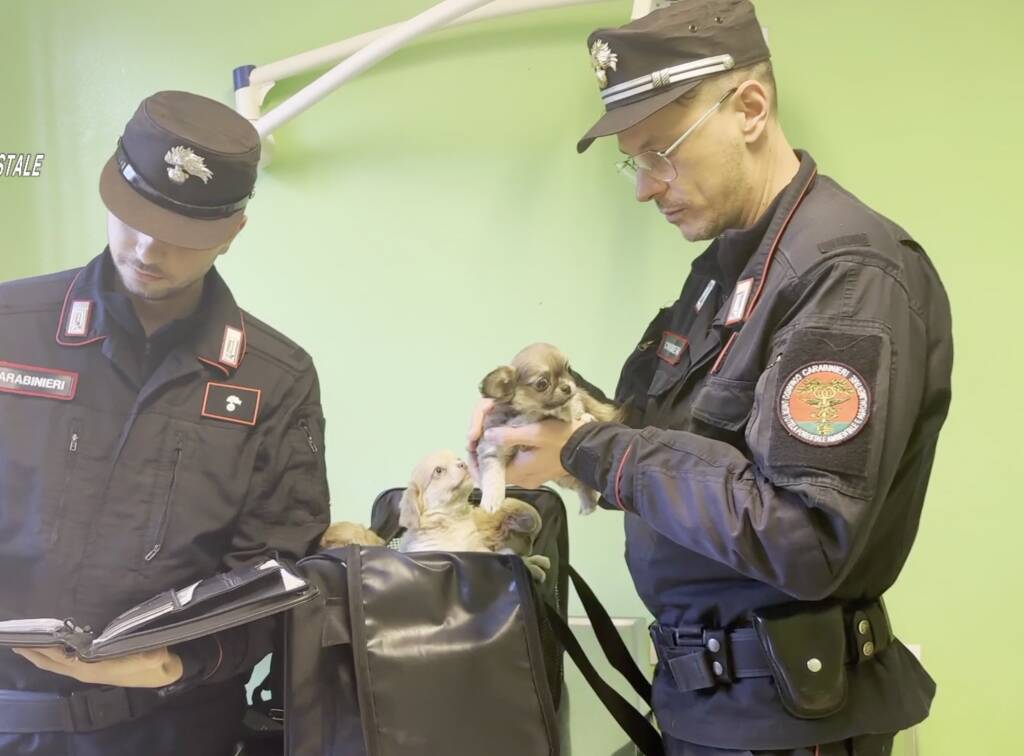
left=0, top=91, right=330, bottom=755
left=469, top=1, right=953, bottom=753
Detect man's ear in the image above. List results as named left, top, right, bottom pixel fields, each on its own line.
left=480, top=366, right=516, bottom=401
left=217, top=214, right=247, bottom=258
left=734, top=79, right=771, bottom=144
left=398, top=482, right=425, bottom=530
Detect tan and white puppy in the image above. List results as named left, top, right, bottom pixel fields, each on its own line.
left=320, top=521, right=386, bottom=549
left=399, top=450, right=550, bottom=581
left=476, top=343, right=622, bottom=515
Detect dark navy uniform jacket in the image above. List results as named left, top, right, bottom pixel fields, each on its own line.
left=562, top=152, right=953, bottom=750
left=0, top=251, right=330, bottom=755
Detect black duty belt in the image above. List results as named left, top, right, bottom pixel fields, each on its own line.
left=0, top=685, right=163, bottom=733
left=649, top=599, right=893, bottom=693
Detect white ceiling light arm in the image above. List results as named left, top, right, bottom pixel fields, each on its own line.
left=233, top=0, right=605, bottom=164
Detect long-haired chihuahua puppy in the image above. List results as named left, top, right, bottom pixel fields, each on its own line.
left=398, top=450, right=543, bottom=560
left=321, top=450, right=550, bottom=581
left=476, top=343, right=622, bottom=515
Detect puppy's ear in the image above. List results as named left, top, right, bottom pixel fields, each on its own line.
left=480, top=366, right=516, bottom=401
left=398, top=482, right=425, bottom=530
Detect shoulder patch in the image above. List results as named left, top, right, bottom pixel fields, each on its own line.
left=778, top=362, right=870, bottom=446
left=767, top=327, right=885, bottom=485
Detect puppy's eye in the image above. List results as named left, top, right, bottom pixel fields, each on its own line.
left=535, top=378, right=550, bottom=392
left=433, top=466, right=445, bottom=477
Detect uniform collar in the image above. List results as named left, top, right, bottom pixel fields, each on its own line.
left=56, top=249, right=249, bottom=377
left=717, top=150, right=818, bottom=327
left=687, top=151, right=815, bottom=283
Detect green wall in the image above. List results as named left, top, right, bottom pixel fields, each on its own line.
left=1, top=1, right=1020, bottom=752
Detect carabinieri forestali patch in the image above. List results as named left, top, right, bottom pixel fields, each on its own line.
left=778, top=362, right=870, bottom=446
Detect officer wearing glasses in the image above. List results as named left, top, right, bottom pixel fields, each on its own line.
left=468, top=1, right=953, bottom=754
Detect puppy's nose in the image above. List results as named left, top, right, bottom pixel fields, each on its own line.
left=560, top=384, right=572, bottom=395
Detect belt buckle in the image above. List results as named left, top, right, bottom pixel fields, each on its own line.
left=68, top=687, right=133, bottom=732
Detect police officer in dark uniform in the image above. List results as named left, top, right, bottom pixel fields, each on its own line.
left=0, top=91, right=330, bottom=755
left=469, top=1, right=953, bottom=753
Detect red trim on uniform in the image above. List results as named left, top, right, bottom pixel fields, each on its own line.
left=200, top=381, right=262, bottom=427
left=55, top=272, right=106, bottom=347
left=197, top=356, right=231, bottom=377
left=742, top=169, right=818, bottom=323
left=614, top=439, right=637, bottom=511
left=238, top=312, right=248, bottom=366
left=200, top=635, right=224, bottom=681
left=0, top=360, right=79, bottom=401
left=710, top=332, right=738, bottom=376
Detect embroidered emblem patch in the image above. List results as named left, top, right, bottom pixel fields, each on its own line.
left=778, top=362, right=870, bottom=446
left=0, top=360, right=78, bottom=401
left=201, top=382, right=261, bottom=426
left=657, top=331, right=688, bottom=365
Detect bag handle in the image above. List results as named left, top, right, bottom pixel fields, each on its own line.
left=544, top=603, right=664, bottom=756
left=568, top=565, right=652, bottom=705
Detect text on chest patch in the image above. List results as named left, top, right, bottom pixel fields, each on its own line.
left=0, top=360, right=78, bottom=401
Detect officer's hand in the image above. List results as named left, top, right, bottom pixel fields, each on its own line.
left=12, top=645, right=184, bottom=688
left=481, top=417, right=586, bottom=489
left=465, top=397, right=496, bottom=482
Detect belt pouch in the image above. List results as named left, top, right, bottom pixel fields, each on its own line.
left=751, top=603, right=848, bottom=719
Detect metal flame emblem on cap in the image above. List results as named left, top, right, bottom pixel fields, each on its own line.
left=164, top=146, right=214, bottom=185
left=590, top=40, right=618, bottom=90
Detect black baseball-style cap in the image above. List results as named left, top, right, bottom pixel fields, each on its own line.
left=577, top=0, right=770, bottom=153
left=99, top=91, right=260, bottom=250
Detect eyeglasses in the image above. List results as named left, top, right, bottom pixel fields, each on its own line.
left=616, top=87, right=738, bottom=183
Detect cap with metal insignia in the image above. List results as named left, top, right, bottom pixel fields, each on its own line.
left=99, top=91, right=260, bottom=250
left=577, top=0, right=771, bottom=153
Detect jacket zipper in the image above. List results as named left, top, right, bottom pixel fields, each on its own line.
left=50, top=422, right=82, bottom=545
left=298, top=419, right=318, bottom=454
left=144, top=434, right=184, bottom=562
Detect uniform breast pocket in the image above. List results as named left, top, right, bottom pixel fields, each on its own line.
left=689, top=375, right=757, bottom=443
left=0, top=402, right=118, bottom=556
left=132, top=418, right=253, bottom=572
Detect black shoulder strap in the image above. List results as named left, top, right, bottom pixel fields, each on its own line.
left=568, top=565, right=652, bottom=705
left=544, top=603, right=664, bottom=756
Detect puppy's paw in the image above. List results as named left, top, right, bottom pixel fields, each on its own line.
left=522, top=554, right=551, bottom=583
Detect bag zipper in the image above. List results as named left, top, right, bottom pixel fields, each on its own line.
left=144, top=433, right=184, bottom=562
left=50, top=422, right=82, bottom=545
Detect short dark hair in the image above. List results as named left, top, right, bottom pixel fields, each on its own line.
left=677, top=60, right=778, bottom=115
